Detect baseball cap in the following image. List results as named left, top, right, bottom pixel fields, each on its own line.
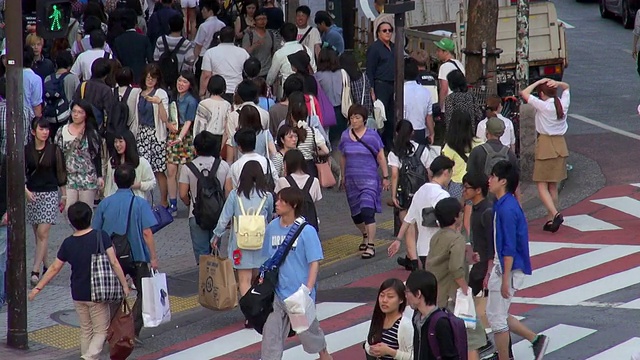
left=434, top=38, right=455, bottom=53
left=486, top=117, right=506, bottom=136
left=429, top=155, right=455, bottom=175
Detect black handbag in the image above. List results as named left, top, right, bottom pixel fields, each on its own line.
left=110, top=193, right=135, bottom=270
left=239, top=217, right=307, bottom=335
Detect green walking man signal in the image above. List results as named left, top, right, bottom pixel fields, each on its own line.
left=36, top=0, right=72, bottom=39
left=48, top=5, right=63, bottom=31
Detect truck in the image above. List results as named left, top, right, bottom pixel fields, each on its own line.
left=403, top=0, right=568, bottom=98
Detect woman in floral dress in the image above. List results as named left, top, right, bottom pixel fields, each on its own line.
left=55, top=100, right=103, bottom=216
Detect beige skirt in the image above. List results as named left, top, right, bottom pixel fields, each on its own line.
left=533, top=134, right=569, bottom=183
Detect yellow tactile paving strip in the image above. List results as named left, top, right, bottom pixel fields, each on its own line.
left=31, top=222, right=396, bottom=349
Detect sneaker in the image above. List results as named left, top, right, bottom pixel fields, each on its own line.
left=532, top=334, right=549, bottom=360
left=168, top=204, right=178, bottom=217
left=30, top=272, right=40, bottom=287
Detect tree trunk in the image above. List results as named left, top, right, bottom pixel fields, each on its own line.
left=464, top=0, right=499, bottom=95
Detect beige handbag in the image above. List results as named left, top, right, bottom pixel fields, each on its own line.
left=340, top=69, right=352, bottom=118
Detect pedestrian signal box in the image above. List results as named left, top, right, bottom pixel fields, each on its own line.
left=36, top=0, right=72, bottom=39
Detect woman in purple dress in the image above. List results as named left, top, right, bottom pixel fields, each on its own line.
left=339, top=104, right=390, bottom=259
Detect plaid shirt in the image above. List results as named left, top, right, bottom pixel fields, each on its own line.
left=0, top=100, right=33, bottom=158
left=350, top=74, right=374, bottom=115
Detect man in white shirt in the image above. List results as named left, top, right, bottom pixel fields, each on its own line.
left=193, top=0, right=226, bottom=76
left=295, top=6, right=321, bottom=58
left=434, top=38, right=464, bottom=109
left=200, top=26, right=250, bottom=98
left=70, top=30, right=114, bottom=81
left=388, top=156, right=454, bottom=270
left=403, top=58, right=434, bottom=145
left=225, top=128, right=278, bottom=194
left=267, top=23, right=316, bottom=94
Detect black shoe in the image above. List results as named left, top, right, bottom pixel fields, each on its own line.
left=532, top=334, right=549, bottom=360
left=397, top=256, right=411, bottom=270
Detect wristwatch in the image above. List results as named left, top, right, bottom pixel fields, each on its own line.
left=383, top=176, right=390, bottom=180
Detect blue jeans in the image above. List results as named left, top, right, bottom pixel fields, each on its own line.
left=0, top=225, right=7, bottom=306
left=189, top=217, right=213, bottom=265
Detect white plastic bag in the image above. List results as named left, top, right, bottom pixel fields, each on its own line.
left=284, top=285, right=316, bottom=333
left=454, top=288, right=477, bottom=329
left=142, top=270, right=171, bottom=328
left=373, top=99, right=386, bottom=129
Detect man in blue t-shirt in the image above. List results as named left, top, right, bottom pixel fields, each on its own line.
left=260, top=187, right=332, bottom=360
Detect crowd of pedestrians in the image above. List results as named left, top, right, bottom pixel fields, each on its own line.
left=0, top=0, right=573, bottom=359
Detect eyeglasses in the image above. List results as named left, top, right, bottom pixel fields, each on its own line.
left=380, top=28, right=394, bottom=33
left=463, top=185, right=475, bottom=190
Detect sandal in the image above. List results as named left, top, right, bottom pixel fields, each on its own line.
left=550, top=213, right=564, bottom=233
left=361, top=243, right=376, bottom=259
left=542, top=220, right=554, bottom=232
left=358, top=233, right=369, bottom=251
left=30, top=272, right=40, bottom=287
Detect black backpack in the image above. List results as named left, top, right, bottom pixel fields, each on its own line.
left=158, top=35, right=186, bottom=91
left=107, top=87, right=133, bottom=137
left=397, top=144, right=428, bottom=208
left=285, top=175, right=319, bottom=231
left=43, top=72, right=71, bottom=123
left=186, top=159, right=225, bottom=230
left=208, top=31, right=221, bottom=49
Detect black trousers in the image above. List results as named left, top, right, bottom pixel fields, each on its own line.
left=110, top=262, right=151, bottom=337
left=374, top=80, right=395, bottom=149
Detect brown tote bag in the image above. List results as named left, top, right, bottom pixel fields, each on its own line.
left=108, top=300, right=135, bottom=360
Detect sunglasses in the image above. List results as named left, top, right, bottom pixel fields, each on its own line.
left=380, top=28, right=394, bottom=33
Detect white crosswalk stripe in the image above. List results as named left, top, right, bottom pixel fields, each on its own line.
left=585, top=338, right=640, bottom=360
left=562, top=214, right=621, bottom=231
left=512, top=324, right=596, bottom=359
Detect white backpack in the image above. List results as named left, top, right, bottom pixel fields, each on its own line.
left=235, top=196, right=268, bottom=250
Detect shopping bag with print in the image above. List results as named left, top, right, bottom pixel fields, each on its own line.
left=142, top=270, right=171, bottom=327
left=454, top=288, right=477, bottom=329
left=198, top=251, right=238, bottom=311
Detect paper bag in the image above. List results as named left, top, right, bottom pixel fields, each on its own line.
left=198, top=253, right=238, bottom=311
left=454, top=288, right=477, bottom=329
left=107, top=300, right=135, bottom=360
left=284, top=285, right=316, bottom=333
left=142, top=271, right=171, bottom=328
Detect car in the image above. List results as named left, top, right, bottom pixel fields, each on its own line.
left=599, top=0, right=640, bottom=29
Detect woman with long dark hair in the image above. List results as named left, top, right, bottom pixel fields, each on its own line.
left=211, top=161, right=272, bottom=327
left=229, top=105, right=277, bottom=161
left=104, top=130, right=156, bottom=198
left=26, top=118, right=68, bottom=287
left=234, top=0, right=258, bottom=42
left=387, top=120, right=438, bottom=270
left=340, top=51, right=374, bottom=120
left=55, top=100, right=103, bottom=218
left=315, top=48, right=346, bottom=142
left=442, top=109, right=483, bottom=186
left=365, top=278, right=413, bottom=359
left=521, top=78, right=570, bottom=233
left=443, top=70, right=483, bottom=131
left=166, top=70, right=199, bottom=216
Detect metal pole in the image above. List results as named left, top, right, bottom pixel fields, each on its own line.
left=5, top=0, right=28, bottom=350
left=392, top=6, right=405, bottom=128
left=515, top=0, right=530, bottom=98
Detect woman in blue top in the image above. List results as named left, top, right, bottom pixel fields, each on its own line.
left=212, top=161, right=273, bottom=326
left=166, top=71, right=199, bottom=216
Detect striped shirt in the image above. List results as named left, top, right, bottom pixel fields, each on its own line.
left=380, top=318, right=401, bottom=360
left=297, top=126, right=325, bottom=161
left=153, top=35, right=196, bottom=72
left=271, top=151, right=285, bottom=178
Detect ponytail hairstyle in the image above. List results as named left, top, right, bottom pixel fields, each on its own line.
left=392, top=120, right=415, bottom=158
left=485, top=96, right=502, bottom=119
left=536, top=82, right=565, bottom=119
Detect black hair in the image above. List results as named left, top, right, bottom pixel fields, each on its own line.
left=447, top=70, right=468, bottom=93
left=207, top=75, right=226, bottom=96
left=169, top=14, right=184, bottom=33
left=200, top=0, right=220, bottom=14
left=314, top=11, right=333, bottom=26
left=83, top=16, right=103, bottom=35
left=238, top=105, right=262, bottom=133
left=178, top=70, right=199, bottom=99
left=23, top=46, right=35, bottom=68
left=339, top=52, right=362, bottom=81
left=125, top=0, right=143, bottom=16
left=161, top=0, right=173, bottom=4
left=404, top=57, right=419, bottom=81
left=435, top=197, right=462, bottom=228
left=430, top=155, right=455, bottom=177
left=347, top=104, right=368, bottom=123
left=114, top=163, right=137, bottom=189
left=84, top=1, right=107, bottom=23
left=70, top=100, right=101, bottom=159
left=68, top=202, right=93, bottom=230
left=193, top=131, right=220, bottom=157
left=140, top=63, right=164, bottom=90
left=283, top=75, right=304, bottom=99
left=277, top=187, right=304, bottom=217
left=91, top=57, right=112, bottom=79
left=367, top=278, right=407, bottom=345
left=89, top=30, right=107, bottom=49
left=280, top=22, right=298, bottom=42
left=392, top=120, right=416, bottom=158
left=111, top=130, right=140, bottom=168
left=276, top=124, right=299, bottom=148
left=116, top=67, right=134, bottom=86
left=54, top=50, right=74, bottom=70
left=405, top=270, right=438, bottom=306
left=237, top=160, right=268, bottom=199
left=445, top=110, right=474, bottom=161
left=243, top=57, right=262, bottom=79
left=27, top=118, right=55, bottom=169
left=491, top=160, right=519, bottom=194
left=317, top=48, right=341, bottom=72
left=0, top=77, right=6, bottom=99
left=234, top=127, right=257, bottom=152
left=240, top=0, right=259, bottom=15
left=121, top=8, right=137, bottom=30
left=254, top=8, right=268, bottom=18
left=237, top=79, right=258, bottom=102
left=462, top=172, right=489, bottom=198
left=296, top=5, right=311, bottom=17
left=219, top=26, right=236, bottom=43
left=283, top=149, right=306, bottom=175
left=285, top=92, right=308, bottom=143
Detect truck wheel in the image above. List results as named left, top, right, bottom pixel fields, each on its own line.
left=600, top=0, right=613, bottom=19
left=622, top=0, right=635, bottom=28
